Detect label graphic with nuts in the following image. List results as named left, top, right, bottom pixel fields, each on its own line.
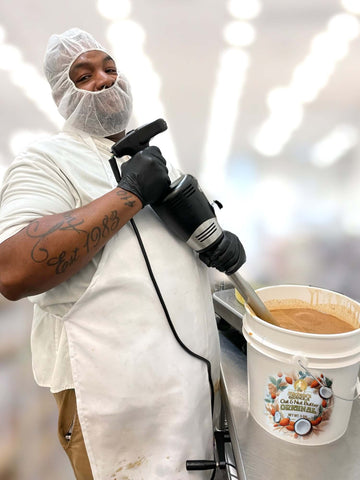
left=265, top=370, right=333, bottom=438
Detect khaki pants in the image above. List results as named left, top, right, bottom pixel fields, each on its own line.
left=53, top=389, right=93, bottom=480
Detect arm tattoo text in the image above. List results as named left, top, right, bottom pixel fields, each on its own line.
left=116, top=188, right=136, bottom=207
left=26, top=210, right=121, bottom=275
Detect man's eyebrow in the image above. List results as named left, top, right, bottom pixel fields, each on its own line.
left=71, top=61, right=92, bottom=73
left=103, top=55, right=115, bottom=63
left=71, top=55, right=116, bottom=73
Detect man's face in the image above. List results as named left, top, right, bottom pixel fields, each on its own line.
left=69, top=50, right=118, bottom=91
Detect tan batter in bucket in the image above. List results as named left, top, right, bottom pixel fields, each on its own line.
left=235, top=288, right=359, bottom=334
left=269, top=307, right=356, bottom=334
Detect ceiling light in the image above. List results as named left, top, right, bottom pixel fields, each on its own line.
left=311, top=124, right=358, bottom=167
left=290, top=60, right=335, bottom=103
left=266, top=89, right=304, bottom=130
left=327, top=13, right=360, bottom=41
left=266, top=87, right=296, bottom=111
left=105, top=17, right=180, bottom=168
left=201, top=3, right=259, bottom=191
left=252, top=120, right=292, bottom=157
left=107, top=19, right=146, bottom=50
left=0, top=44, right=22, bottom=71
left=311, top=32, right=349, bottom=62
left=97, top=0, right=131, bottom=20
left=200, top=48, right=250, bottom=192
left=223, top=20, right=256, bottom=47
left=227, top=0, right=262, bottom=20
left=0, top=26, right=63, bottom=128
left=252, top=11, right=359, bottom=157
left=291, top=70, right=330, bottom=103
left=342, top=0, right=360, bottom=14
left=252, top=134, right=283, bottom=157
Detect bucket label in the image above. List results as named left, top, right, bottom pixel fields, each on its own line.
left=265, top=370, right=334, bottom=439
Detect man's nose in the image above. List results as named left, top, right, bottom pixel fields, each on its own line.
left=95, top=71, right=115, bottom=91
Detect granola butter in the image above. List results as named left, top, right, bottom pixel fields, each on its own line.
left=269, top=307, right=356, bottom=334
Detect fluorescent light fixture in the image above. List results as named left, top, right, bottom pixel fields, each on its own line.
left=200, top=0, right=260, bottom=193
left=291, top=61, right=334, bottom=104
left=327, top=13, right=360, bottom=40
left=311, top=124, right=358, bottom=167
left=252, top=12, right=360, bottom=156
left=97, top=0, right=131, bottom=20
left=266, top=87, right=303, bottom=119
left=223, top=21, right=256, bottom=47
left=107, top=21, right=163, bottom=121
left=107, top=19, right=146, bottom=49
left=342, top=0, right=360, bottom=14
left=310, top=32, right=349, bottom=62
left=252, top=87, right=304, bottom=156
left=0, top=44, right=22, bottom=71
left=0, top=25, right=63, bottom=128
left=227, top=0, right=262, bottom=20
left=200, top=48, right=250, bottom=192
left=101, top=9, right=180, bottom=168
left=252, top=120, right=292, bottom=157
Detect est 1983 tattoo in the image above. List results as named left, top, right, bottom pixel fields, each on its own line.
left=26, top=210, right=121, bottom=275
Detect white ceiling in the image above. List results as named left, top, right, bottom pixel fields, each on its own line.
left=1, top=0, right=359, bottom=170
left=1, top=0, right=360, bottom=297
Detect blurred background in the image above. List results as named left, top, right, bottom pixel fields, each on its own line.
left=1, top=0, right=360, bottom=478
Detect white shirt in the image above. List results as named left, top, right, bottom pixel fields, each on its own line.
left=0, top=129, right=181, bottom=392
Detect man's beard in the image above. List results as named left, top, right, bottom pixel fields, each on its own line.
left=60, top=75, right=133, bottom=137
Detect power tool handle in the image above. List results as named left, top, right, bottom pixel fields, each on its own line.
left=109, top=118, right=168, bottom=184
left=111, top=118, right=168, bottom=158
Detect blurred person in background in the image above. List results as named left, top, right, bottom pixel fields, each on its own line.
left=0, top=28, right=245, bottom=480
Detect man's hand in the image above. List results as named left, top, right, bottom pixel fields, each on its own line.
left=118, top=146, right=171, bottom=207
left=199, top=231, right=246, bottom=275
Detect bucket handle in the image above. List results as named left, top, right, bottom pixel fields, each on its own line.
left=295, top=358, right=360, bottom=402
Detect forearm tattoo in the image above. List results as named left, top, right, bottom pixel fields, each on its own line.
left=116, top=188, right=136, bottom=207
left=26, top=209, right=121, bottom=275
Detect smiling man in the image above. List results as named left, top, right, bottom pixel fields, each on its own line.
left=0, top=28, right=245, bottom=480
left=70, top=51, right=117, bottom=89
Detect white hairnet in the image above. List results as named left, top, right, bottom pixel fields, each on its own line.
left=43, top=28, right=132, bottom=137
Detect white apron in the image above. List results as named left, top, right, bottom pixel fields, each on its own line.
left=63, top=206, right=221, bottom=480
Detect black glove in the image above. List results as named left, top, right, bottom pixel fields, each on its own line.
left=118, top=146, right=171, bottom=207
left=199, top=231, right=246, bottom=275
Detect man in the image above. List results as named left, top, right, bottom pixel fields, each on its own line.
left=0, top=28, right=245, bottom=479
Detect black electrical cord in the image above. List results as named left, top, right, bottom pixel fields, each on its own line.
left=130, top=217, right=215, bottom=414
left=110, top=157, right=217, bottom=475
left=109, top=155, right=215, bottom=412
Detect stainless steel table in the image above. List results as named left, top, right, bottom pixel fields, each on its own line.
left=214, top=289, right=360, bottom=480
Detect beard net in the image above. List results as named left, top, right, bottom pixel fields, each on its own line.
left=43, top=27, right=133, bottom=137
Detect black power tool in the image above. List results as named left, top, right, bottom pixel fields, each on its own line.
left=109, top=119, right=276, bottom=325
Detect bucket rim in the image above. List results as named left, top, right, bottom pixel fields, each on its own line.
left=244, top=284, right=360, bottom=339
left=243, top=327, right=360, bottom=363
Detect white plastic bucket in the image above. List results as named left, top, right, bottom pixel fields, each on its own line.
left=242, top=285, right=360, bottom=445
